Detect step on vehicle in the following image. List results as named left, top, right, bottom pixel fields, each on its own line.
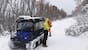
left=10, top=16, right=45, bottom=50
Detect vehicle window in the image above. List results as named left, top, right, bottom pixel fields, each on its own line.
left=17, top=22, right=33, bottom=31
left=35, top=22, right=39, bottom=31
left=39, top=21, right=43, bottom=29
left=34, top=21, right=44, bottom=31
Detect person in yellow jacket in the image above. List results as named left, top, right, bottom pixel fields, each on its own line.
left=42, top=18, right=50, bottom=47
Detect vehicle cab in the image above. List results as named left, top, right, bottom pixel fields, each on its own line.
left=11, top=16, right=44, bottom=43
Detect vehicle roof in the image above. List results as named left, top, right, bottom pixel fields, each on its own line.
left=18, top=16, right=43, bottom=20
left=17, top=16, right=44, bottom=23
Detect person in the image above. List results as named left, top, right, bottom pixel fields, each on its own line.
left=48, top=19, right=52, bottom=37
left=42, top=18, right=50, bottom=47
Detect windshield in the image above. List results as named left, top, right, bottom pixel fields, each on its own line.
left=17, top=21, right=33, bottom=31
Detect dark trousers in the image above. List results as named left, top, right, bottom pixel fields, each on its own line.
left=43, top=30, right=48, bottom=45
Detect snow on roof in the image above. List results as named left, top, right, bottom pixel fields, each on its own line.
left=19, top=16, right=31, bottom=19
left=19, top=16, right=42, bottom=19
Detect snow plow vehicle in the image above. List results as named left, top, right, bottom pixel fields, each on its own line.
left=10, top=16, right=45, bottom=50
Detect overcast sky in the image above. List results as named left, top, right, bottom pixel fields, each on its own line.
left=46, top=0, right=76, bottom=15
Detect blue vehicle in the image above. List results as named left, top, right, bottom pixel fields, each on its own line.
left=10, top=16, right=45, bottom=50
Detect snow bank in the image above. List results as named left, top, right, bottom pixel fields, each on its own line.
left=0, top=35, right=10, bottom=50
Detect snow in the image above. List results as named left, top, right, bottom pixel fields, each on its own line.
left=19, top=16, right=31, bottom=18
left=39, top=17, right=88, bottom=50
left=2, top=31, right=10, bottom=36
left=18, top=16, right=43, bottom=19
left=1, top=17, right=88, bottom=50
left=0, top=35, right=10, bottom=50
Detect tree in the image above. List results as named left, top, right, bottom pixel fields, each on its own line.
left=0, top=0, right=67, bottom=34
left=82, top=0, right=88, bottom=6
left=60, top=9, right=67, bottom=18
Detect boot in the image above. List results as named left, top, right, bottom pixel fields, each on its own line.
left=42, top=44, right=48, bottom=47
left=49, top=32, right=51, bottom=37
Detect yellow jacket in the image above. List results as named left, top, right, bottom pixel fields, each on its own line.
left=43, top=18, right=50, bottom=30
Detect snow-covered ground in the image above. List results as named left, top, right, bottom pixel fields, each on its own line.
left=0, top=35, right=10, bottom=50
left=39, top=17, right=88, bottom=50
left=1, top=17, right=88, bottom=50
